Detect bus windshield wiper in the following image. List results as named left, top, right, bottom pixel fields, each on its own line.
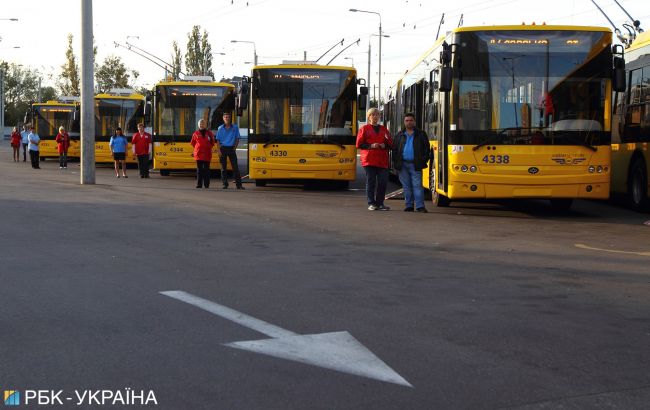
left=552, top=131, right=598, bottom=151
left=472, top=127, right=521, bottom=151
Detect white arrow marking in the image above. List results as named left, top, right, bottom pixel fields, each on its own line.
left=160, top=290, right=412, bottom=387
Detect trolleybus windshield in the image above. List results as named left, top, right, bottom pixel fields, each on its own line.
left=252, top=68, right=356, bottom=145
left=453, top=30, right=612, bottom=146
left=33, top=106, right=77, bottom=138
left=156, top=85, right=232, bottom=139
left=95, top=99, right=144, bottom=136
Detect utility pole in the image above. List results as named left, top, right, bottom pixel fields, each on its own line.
left=81, top=0, right=95, bottom=184
left=0, top=68, right=5, bottom=137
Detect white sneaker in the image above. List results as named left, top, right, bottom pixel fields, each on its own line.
left=59, top=167, right=63, bottom=169
left=368, top=204, right=377, bottom=211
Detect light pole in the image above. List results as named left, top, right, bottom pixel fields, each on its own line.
left=350, top=9, right=382, bottom=106
left=231, top=40, right=257, bottom=66
left=344, top=57, right=354, bottom=67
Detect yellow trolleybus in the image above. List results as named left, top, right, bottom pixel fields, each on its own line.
left=384, top=25, right=625, bottom=210
left=94, top=89, right=146, bottom=164
left=28, top=98, right=80, bottom=160
left=152, top=77, right=235, bottom=175
left=611, top=31, right=650, bottom=211
left=242, top=64, right=364, bottom=188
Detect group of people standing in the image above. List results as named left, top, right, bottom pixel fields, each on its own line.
left=356, top=107, right=430, bottom=213
left=108, top=123, right=152, bottom=178
left=9, top=124, right=65, bottom=169
left=190, top=113, right=244, bottom=190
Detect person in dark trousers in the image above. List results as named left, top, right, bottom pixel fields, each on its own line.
left=55, top=126, right=70, bottom=169
left=10, top=127, right=21, bottom=162
left=216, top=112, right=244, bottom=189
left=356, top=107, right=393, bottom=210
left=392, top=113, right=431, bottom=212
left=190, top=119, right=215, bottom=188
left=27, top=125, right=40, bottom=169
left=131, top=123, right=152, bottom=178
left=20, top=124, right=30, bottom=162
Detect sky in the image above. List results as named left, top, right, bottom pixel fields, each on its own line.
left=1, top=0, right=648, bottom=100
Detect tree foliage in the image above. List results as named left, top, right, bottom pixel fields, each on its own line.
left=1, top=61, right=56, bottom=126
left=58, top=33, right=80, bottom=96
left=171, top=41, right=183, bottom=81
left=185, top=26, right=213, bottom=77
left=95, top=55, right=139, bottom=93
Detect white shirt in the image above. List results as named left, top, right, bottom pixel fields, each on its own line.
left=28, top=132, right=40, bottom=151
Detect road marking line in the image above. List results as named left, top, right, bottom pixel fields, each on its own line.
left=160, top=290, right=413, bottom=387
left=160, top=290, right=296, bottom=338
left=574, top=243, right=650, bottom=257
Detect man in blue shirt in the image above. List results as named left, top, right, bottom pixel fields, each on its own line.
left=27, top=125, right=41, bottom=169
left=392, top=113, right=431, bottom=212
left=216, top=112, right=244, bottom=189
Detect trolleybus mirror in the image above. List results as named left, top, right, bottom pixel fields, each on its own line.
left=359, top=86, right=368, bottom=96
left=439, top=67, right=452, bottom=92
left=358, top=94, right=368, bottom=109
left=237, top=80, right=250, bottom=110
left=612, top=56, right=626, bottom=92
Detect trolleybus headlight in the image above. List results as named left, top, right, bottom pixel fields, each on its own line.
left=469, top=165, right=477, bottom=173
left=461, top=165, right=468, bottom=172
left=597, top=166, right=603, bottom=173
left=588, top=165, right=595, bottom=173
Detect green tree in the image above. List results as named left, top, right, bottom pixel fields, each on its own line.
left=58, top=33, right=80, bottom=96
left=185, top=26, right=213, bottom=77
left=171, top=41, right=183, bottom=80
left=1, top=61, right=50, bottom=126
left=95, top=55, right=139, bottom=93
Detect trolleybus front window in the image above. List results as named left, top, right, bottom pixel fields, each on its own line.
left=455, top=30, right=612, bottom=146
left=35, top=107, right=74, bottom=137
left=96, top=99, right=143, bottom=134
left=157, top=86, right=230, bottom=136
left=254, top=69, right=356, bottom=145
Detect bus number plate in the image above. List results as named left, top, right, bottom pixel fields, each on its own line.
left=269, top=150, right=288, bottom=157
left=482, top=155, right=510, bottom=164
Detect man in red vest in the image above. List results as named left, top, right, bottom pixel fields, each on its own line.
left=131, top=123, right=152, bottom=178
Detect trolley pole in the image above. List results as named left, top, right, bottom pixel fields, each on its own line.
left=80, top=0, right=95, bottom=184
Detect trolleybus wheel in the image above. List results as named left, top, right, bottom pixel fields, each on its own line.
left=429, top=167, right=450, bottom=207
left=628, top=158, right=649, bottom=211
left=549, top=198, right=573, bottom=211
left=160, top=170, right=170, bottom=176
left=255, top=180, right=267, bottom=187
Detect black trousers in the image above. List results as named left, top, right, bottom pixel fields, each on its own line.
left=29, top=150, right=40, bottom=169
left=220, top=146, right=242, bottom=187
left=364, top=166, right=388, bottom=206
left=59, top=153, right=68, bottom=168
left=196, top=160, right=211, bottom=188
left=22, top=143, right=28, bottom=161
left=137, top=155, right=149, bottom=177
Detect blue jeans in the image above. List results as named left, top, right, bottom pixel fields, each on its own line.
left=364, top=166, right=388, bottom=206
left=398, top=162, right=424, bottom=209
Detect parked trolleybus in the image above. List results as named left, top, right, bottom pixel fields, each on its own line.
left=94, top=89, right=146, bottom=164
left=612, top=31, right=650, bottom=211
left=152, top=77, right=235, bottom=175
left=241, top=64, right=365, bottom=188
left=27, top=98, right=80, bottom=160
left=384, top=25, right=625, bottom=210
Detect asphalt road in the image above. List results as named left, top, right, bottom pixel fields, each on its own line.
left=1, top=146, right=649, bottom=410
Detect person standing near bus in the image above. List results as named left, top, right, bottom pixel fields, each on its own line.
left=132, top=123, right=151, bottom=178
left=55, top=126, right=70, bottom=169
left=216, top=112, right=244, bottom=190
left=190, top=119, right=215, bottom=188
left=393, top=113, right=430, bottom=213
left=109, top=127, right=128, bottom=178
left=10, top=127, right=21, bottom=162
left=27, top=125, right=40, bottom=169
left=20, top=124, right=30, bottom=162
left=356, top=107, right=393, bottom=210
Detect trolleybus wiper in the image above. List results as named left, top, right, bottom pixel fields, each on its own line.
left=472, top=128, right=520, bottom=151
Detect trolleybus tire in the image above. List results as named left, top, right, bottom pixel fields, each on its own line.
left=255, top=180, right=267, bottom=187
left=628, top=157, right=649, bottom=211
left=159, top=170, right=170, bottom=176
left=429, top=167, right=450, bottom=207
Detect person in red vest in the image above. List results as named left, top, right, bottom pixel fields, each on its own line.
left=55, top=126, right=70, bottom=169
left=10, top=127, right=21, bottom=162
left=190, top=119, right=215, bottom=188
left=131, top=123, right=152, bottom=178
left=356, top=107, right=393, bottom=210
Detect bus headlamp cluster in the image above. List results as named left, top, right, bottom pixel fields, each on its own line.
left=454, top=165, right=477, bottom=173
left=588, top=165, right=608, bottom=173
